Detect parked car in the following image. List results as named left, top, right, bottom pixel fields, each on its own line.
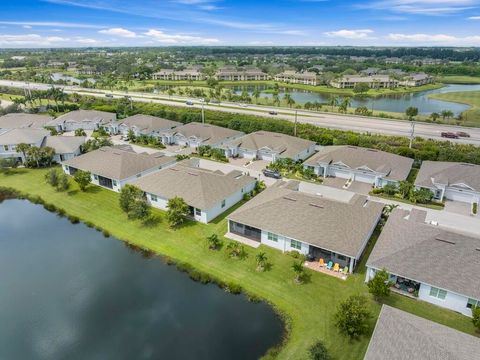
left=105, top=94, right=113, bottom=98
left=441, top=132, right=459, bottom=139
left=456, top=131, right=470, bottom=138
left=262, top=169, right=281, bottom=179
left=269, top=110, right=278, bottom=115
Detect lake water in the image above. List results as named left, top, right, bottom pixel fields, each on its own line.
left=0, top=199, right=283, bottom=360
left=229, top=84, right=480, bottom=115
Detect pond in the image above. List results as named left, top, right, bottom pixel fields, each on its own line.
left=228, top=84, right=480, bottom=115
left=0, top=199, right=283, bottom=360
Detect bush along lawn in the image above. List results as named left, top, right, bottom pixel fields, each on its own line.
left=0, top=168, right=477, bottom=360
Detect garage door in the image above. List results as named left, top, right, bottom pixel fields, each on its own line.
left=239, top=149, right=257, bottom=159
left=258, top=152, right=274, bottom=161
left=354, top=173, right=376, bottom=184
left=444, top=189, right=474, bottom=203
left=329, top=168, right=351, bottom=179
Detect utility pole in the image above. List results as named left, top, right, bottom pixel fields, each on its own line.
left=409, top=121, right=415, bottom=149
left=294, top=110, right=298, bottom=137
left=201, top=101, right=205, bottom=124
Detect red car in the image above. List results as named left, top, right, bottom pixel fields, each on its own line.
left=441, top=132, right=459, bottom=139
left=456, top=131, right=470, bottom=138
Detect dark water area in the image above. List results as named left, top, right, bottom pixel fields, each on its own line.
left=0, top=199, right=283, bottom=360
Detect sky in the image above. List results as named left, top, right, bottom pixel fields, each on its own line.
left=0, top=0, right=480, bottom=48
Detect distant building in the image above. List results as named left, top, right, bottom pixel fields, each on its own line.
left=0, top=128, right=49, bottom=163
left=399, top=73, right=434, bottom=87
left=44, top=136, right=85, bottom=162
left=152, top=68, right=205, bottom=81
left=48, top=110, right=116, bottom=132
left=0, top=113, right=52, bottom=130
left=214, top=67, right=269, bottom=81
left=330, top=75, right=398, bottom=89
left=274, top=70, right=320, bottom=86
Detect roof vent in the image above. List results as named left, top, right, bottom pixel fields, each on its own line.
left=366, top=149, right=378, bottom=152
left=309, top=203, right=324, bottom=209
left=187, top=172, right=198, bottom=176
left=283, top=196, right=297, bottom=202
left=434, top=236, right=456, bottom=245
left=169, top=168, right=179, bottom=172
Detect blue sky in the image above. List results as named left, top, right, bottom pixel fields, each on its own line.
left=0, top=0, right=479, bottom=47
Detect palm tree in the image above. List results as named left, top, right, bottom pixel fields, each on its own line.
left=292, top=261, right=305, bottom=284
left=339, top=97, right=351, bottom=113
left=255, top=252, right=268, bottom=271
left=272, top=93, right=280, bottom=107
left=284, top=93, right=295, bottom=108
left=430, top=112, right=439, bottom=122
left=252, top=88, right=261, bottom=104
left=383, top=203, right=399, bottom=217
left=206, top=234, right=222, bottom=250
left=328, top=95, right=338, bottom=111
left=15, top=143, right=30, bottom=162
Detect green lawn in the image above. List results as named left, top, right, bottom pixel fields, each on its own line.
left=0, top=168, right=476, bottom=359
left=436, top=76, right=480, bottom=84
left=429, top=91, right=480, bottom=127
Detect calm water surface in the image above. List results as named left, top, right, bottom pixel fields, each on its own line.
left=0, top=199, right=283, bottom=360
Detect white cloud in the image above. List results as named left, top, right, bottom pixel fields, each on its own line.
left=468, top=16, right=480, bottom=19
left=0, top=33, right=99, bottom=47
left=363, top=0, right=478, bottom=15
left=324, top=29, right=374, bottom=39
left=386, top=33, right=480, bottom=45
left=99, top=27, right=137, bottom=38
left=0, top=21, right=103, bottom=29
left=143, top=29, right=219, bottom=44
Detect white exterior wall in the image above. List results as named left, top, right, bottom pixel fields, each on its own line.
left=0, top=138, right=46, bottom=162
left=260, top=230, right=310, bottom=255
left=53, top=149, right=81, bottom=163
left=418, top=283, right=473, bottom=317
left=64, top=121, right=101, bottom=132
left=292, top=144, right=316, bottom=161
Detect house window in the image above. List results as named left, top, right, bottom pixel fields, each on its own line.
left=337, top=255, right=346, bottom=261
left=467, top=298, right=480, bottom=309
left=150, top=194, right=158, bottom=202
left=3, top=145, right=8, bottom=151
left=221, top=199, right=226, bottom=208
left=290, top=239, right=302, bottom=250
left=94, top=174, right=98, bottom=180
left=136, top=174, right=141, bottom=178
left=195, top=208, right=201, bottom=216
left=429, top=287, right=447, bottom=300
left=267, top=232, right=278, bottom=242
left=112, top=180, right=117, bottom=186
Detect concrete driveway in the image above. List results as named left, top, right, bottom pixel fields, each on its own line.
left=246, top=159, right=270, bottom=172
left=348, top=181, right=374, bottom=195
left=444, top=200, right=473, bottom=216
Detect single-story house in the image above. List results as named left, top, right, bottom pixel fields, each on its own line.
left=62, top=146, right=176, bottom=192
left=132, top=159, right=256, bottom=223
left=303, top=145, right=414, bottom=187
left=227, top=181, right=384, bottom=273
left=0, top=128, right=49, bottom=162
left=44, top=136, right=85, bottom=162
left=366, top=208, right=480, bottom=317
left=109, top=114, right=182, bottom=138
left=415, top=161, right=480, bottom=204
left=365, top=305, right=480, bottom=360
left=166, top=122, right=244, bottom=148
left=223, top=131, right=316, bottom=162
left=48, top=110, right=117, bottom=132
left=0, top=113, right=52, bottom=130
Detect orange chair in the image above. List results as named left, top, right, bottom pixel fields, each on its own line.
left=333, top=263, right=340, bottom=272
left=318, top=258, right=325, bottom=267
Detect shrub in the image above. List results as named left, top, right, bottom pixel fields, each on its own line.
left=84, top=221, right=95, bottom=228
left=473, top=203, right=478, bottom=215
left=371, top=188, right=383, bottom=194
left=73, top=170, right=91, bottom=191
left=166, top=196, right=189, bottom=228
left=472, top=306, right=480, bottom=332
left=334, top=295, right=372, bottom=339
left=102, top=229, right=110, bottom=237
left=383, top=183, right=397, bottom=196
left=44, top=168, right=59, bottom=187
left=225, top=282, right=242, bottom=294
left=68, top=215, right=80, bottom=224
left=367, top=269, right=392, bottom=302
left=309, top=341, right=331, bottom=360
left=176, top=262, right=194, bottom=273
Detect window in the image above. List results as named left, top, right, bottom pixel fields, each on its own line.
left=221, top=199, right=226, bottom=208
left=3, top=145, right=8, bottom=151
left=338, top=255, right=346, bottom=261
left=94, top=174, right=98, bottom=180
left=150, top=194, right=158, bottom=202
left=290, top=239, right=302, bottom=250
left=429, top=287, right=447, bottom=300
left=195, top=208, right=201, bottom=216
left=267, top=232, right=278, bottom=242
left=112, top=180, right=117, bottom=186
left=136, top=174, right=141, bottom=178
left=467, top=298, right=480, bottom=309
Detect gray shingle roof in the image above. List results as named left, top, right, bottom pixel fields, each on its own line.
left=415, top=161, right=480, bottom=192
left=0, top=128, right=49, bottom=145
left=132, top=161, right=256, bottom=210
left=367, top=208, right=480, bottom=299
left=44, top=136, right=85, bottom=154
left=0, top=113, right=52, bottom=129
left=225, top=131, right=315, bottom=159
left=304, top=145, right=414, bottom=181
left=172, top=122, right=244, bottom=146
left=228, top=183, right=384, bottom=258
left=118, top=114, right=181, bottom=133
left=62, top=146, right=175, bottom=180
left=365, top=305, right=480, bottom=360
left=48, top=110, right=116, bottom=126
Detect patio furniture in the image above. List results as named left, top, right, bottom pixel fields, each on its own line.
left=343, top=266, right=349, bottom=274
left=326, top=261, right=333, bottom=270
left=318, top=258, right=325, bottom=267
left=333, top=263, right=340, bottom=272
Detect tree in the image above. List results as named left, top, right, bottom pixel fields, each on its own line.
left=255, top=251, right=268, bottom=272
left=334, top=295, right=372, bottom=339
left=127, top=129, right=136, bottom=141
left=206, top=234, right=222, bottom=250
left=398, top=181, right=413, bottom=199
left=73, top=170, right=91, bottom=191
left=56, top=173, right=70, bottom=192
left=292, top=260, right=305, bottom=284
left=328, top=95, right=338, bottom=111
left=353, top=82, right=370, bottom=95
left=284, top=93, right=295, bottom=108
left=441, top=110, right=454, bottom=124
left=430, top=112, right=439, bottom=122
left=367, top=269, right=392, bottom=302
left=119, top=184, right=150, bottom=220
left=338, top=97, right=351, bottom=113
left=472, top=306, right=480, bottom=333
left=44, top=168, right=59, bottom=187
left=410, top=188, right=434, bottom=204
left=15, top=143, right=30, bottom=162
left=383, top=183, right=397, bottom=196
left=166, top=196, right=189, bottom=228
left=252, top=88, right=261, bottom=104
left=308, top=341, right=331, bottom=360
left=226, top=241, right=246, bottom=258
left=405, top=106, right=418, bottom=121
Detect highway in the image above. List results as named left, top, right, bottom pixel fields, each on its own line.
left=2, top=79, right=480, bottom=145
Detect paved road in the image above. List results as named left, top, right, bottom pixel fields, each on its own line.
left=2, top=79, right=480, bottom=145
